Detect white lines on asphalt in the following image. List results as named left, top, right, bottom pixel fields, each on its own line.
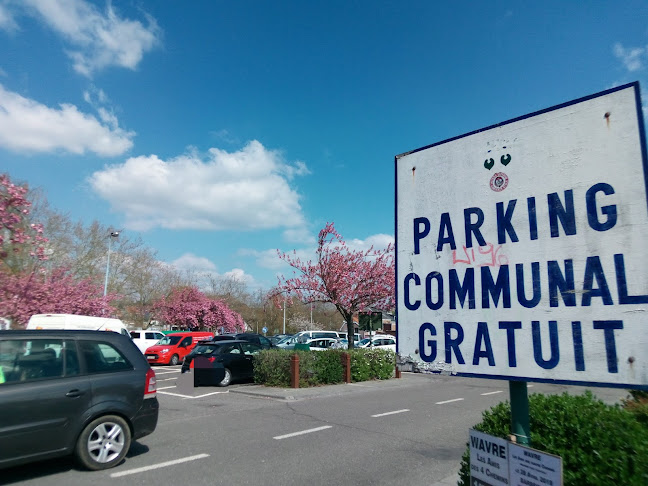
left=527, top=384, right=534, bottom=388
left=371, top=409, right=410, bottom=418
left=157, top=386, right=177, bottom=390
left=273, top=426, right=333, bottom=440
left=157, top=377, right=178, bottom=382
left=157, top=390, right=229, bottom=399
left=152, top=370, right=182, bottom=375
left=435, top=398, right=464, bottom=405
left=110, top=453, right=210, bottom=478
left=481, top=391, right=503, bottom=396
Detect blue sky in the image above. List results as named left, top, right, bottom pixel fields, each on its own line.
left=1, top=1, right=647, bottom=291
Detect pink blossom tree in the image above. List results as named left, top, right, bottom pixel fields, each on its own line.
left=153, top=286, right=245, bottom=332
left=0, top=267, right=116, bottom=327
left=0, top=174, right=48, bottom=272
left=277, top=222, right=395, bottom=349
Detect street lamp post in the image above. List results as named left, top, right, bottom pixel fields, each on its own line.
left=103, top=231, right=120, bottom=297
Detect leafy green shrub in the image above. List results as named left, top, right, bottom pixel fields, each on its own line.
left=253, top=349, right=292, bottom=387
left=458, top=392, right=648, bottom=486
left=310, top=350, right=344, bottom=385
left=350, top=350, right=372, bottom=382
left=623, top=389, right=648, bottom=429
left=254, top=348, right=395, bottom=387
left=365, top=349, right=395, bottom=380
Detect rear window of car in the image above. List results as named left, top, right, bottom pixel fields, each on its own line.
left=193, top=345, right=220, bottom=355
left=78, top=341, right=132, bottom=374
left=0, top=339, right=79, bottom=384
left=131, top=332, right=141, bottom=338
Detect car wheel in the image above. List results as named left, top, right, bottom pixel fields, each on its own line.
left=170, top=354, right=179, bottom=365
left=218, top=368, right=232, bottom=387
left=75, top=415, right=131, bottom=471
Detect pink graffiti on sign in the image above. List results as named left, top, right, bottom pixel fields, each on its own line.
left=451, top=243, right=508, bottom=267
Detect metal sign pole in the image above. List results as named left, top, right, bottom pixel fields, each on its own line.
left=509, top=381, right=530, bottom=446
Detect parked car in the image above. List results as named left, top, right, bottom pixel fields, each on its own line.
left=181, top=340, right=262, bottom=386
left=130, top=329, right=165, bottom=354
left=306, top=338, right=340, bottom=350
left=144, top=331, right=214, bottom=365
left=0, top=330, right=158, bottom=471
left=356, top=335, right=396, bottom=351
left=269, top=334, right=292, bottom=345
left=276, top=335, right=299, bottom=349
left=209, top=333, right=275, bottom=349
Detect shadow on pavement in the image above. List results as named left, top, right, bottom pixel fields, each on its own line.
left=1, top=441, right=150, bottom=484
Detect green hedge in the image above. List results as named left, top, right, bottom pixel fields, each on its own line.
left=458, top=391, right=648, bottom=486
left=253, top=348, right=395, bottom=387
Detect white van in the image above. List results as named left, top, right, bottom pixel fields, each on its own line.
left=26, top=314, right=131, bottom=337
left=295, top=330, right=341, bottom=343
left=130, top=329, right=165, bottom=353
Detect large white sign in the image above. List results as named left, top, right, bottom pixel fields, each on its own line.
left=396, top=83, right=648, bottom=388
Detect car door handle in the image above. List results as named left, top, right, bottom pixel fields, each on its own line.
left=66, top=389, right=85, bottom=398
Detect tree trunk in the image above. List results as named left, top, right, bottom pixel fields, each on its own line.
left=346, top=313, right=354, bottom=350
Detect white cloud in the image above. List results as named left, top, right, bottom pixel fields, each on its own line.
left=346, top=233, right=395, bottom=253
left=613, top=42, right=646, bottom=72
left=251, top=231, right=394, bottom=273
left=22, top=0, right=160, bottom=77
left=222, top=268, right=256, bottom=287
left=0, top=84, right=134, bottom=156
left=0, top=2, right=17, bottom=31
left=282, top=227, right=315, bottom=244
left=89, top=140, right=308, bottom=231
left=171, top=253, right=217, bottom=273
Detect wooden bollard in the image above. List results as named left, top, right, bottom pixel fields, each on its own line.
left=341, top=352, right=351, bottom=383
left=290, top=354, right=300, bottom=388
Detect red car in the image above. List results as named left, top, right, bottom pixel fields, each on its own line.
left=145, top=332, right=213, bottom=365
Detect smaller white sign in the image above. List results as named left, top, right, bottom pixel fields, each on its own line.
left=469, top=429, right=510, bottom=486
left=509, top=443, right=562, bottom=486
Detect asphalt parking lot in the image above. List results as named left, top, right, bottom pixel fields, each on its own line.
left=1, top=367, right=631, bottom=486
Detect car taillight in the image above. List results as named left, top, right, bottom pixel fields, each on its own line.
left=144, top=368, right=157, bottom=398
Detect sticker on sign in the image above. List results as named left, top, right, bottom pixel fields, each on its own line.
left=395, top=82, right=648, bottom=389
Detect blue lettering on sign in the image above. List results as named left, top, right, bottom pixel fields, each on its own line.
left=403, top=254, right=641, bottom=311
left=412, top=183, right=617, bottom=254
left=407, top=182, right=642, bottom=378
left=417, top=320, right=624, bottom=373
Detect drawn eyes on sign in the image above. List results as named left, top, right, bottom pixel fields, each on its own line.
left=484, top=155, right=511, bottom=170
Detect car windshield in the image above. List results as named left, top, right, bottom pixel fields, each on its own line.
left=157, top=335, right=183, bottom=345
left=357, top=338, right=371, bottom=346
left=277, top=336, right=293, bottom=345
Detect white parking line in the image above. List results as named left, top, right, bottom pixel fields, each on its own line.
left=157, top=390, right=229, bottom=399
left=157, top=377, right=178, bottom=382
left=273, top=426, right=332, bottom=440
left=481, top=391, right=503, bottom=396
left=371, top=409, right=410, bottom=418
left=110, top=453, right=210, bottom=478
left=152, top=370, right=182, bottom=375
left=435, top=398, right=464, bottom=405
left=157, top=386, right=177, bottom=390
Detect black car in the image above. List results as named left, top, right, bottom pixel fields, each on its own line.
left=210, top=332, right=275, bottom=349
left=0, top=330, right=159, bottom=471
left=181, top=340, right=263, bottom=386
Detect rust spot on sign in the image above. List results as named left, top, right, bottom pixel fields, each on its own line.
left=412, top=166, right=416, bottom=182
left=604, top=111, right=611, bottom=128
